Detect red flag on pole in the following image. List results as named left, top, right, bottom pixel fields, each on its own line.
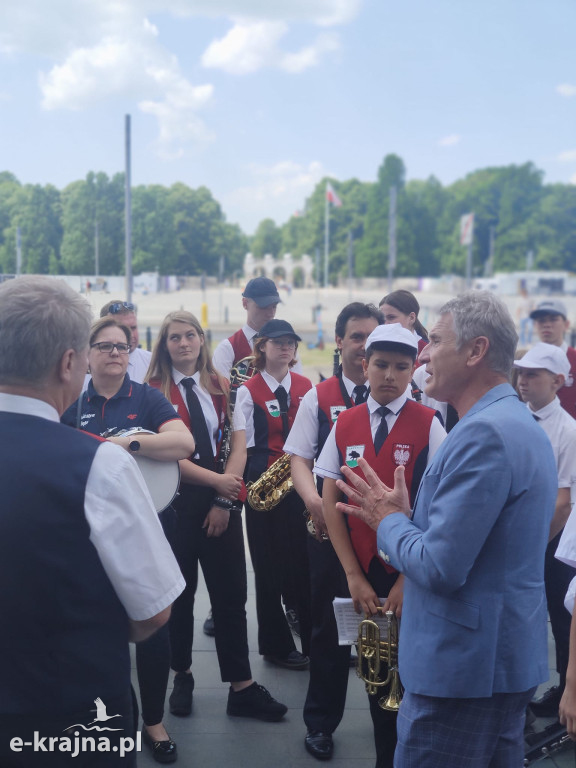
left=326, top=182, right=343, bottom=207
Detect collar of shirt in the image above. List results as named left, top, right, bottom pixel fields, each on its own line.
left=341, top=373, right=362, bottom=398
left=561, top=341, right=569, bottom=353
left=367, top=393, right=407, bottom=416
left=0, top=392, right=60, bottom=422
left=173, top=367, right=200, bottom=389
left=528, top=396, right=561, bottom=422
left=87, top=373, right=132, bottom=402
left=261, top=369, right=291, bottom=395
left=244, top=324, right=258, bottom=347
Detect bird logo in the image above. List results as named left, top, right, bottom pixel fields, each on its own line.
left=64, top=697, right=124, bottom=733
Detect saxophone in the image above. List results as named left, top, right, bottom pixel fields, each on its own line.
left=246, top=452, right=294, bottom=511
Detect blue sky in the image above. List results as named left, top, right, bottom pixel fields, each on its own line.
left=0, top=0, right=575, bottom=234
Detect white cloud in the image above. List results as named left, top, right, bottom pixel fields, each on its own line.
left=202, top=20, right=288, bottom=75
left=438, top=134, right=461, bottom=147
left=571, top=172, right=576, bottom=185
left=202, top=20, right=339, bottom=75
left=280, top=32, right=339, bottom=73
left=0, top=0, right=360, bottom=154
left=558, top=150, right=576, bottom=163
left=556, top=83, right=576, bottom=98
left=225, top=159, right=326, bottom=232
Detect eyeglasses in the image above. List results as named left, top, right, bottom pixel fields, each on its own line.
left=270, top=338, right=297, bottom=349
left=108, top=302, right=135, bottom=315
left=90, top=342, right=131, bottom=354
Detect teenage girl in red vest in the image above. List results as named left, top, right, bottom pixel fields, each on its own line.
left=147, top=311, right=288, bottom=727
left=236, top=319, right=313, bottom=670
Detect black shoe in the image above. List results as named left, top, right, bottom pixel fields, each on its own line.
left=227, top=682, right=288, bottom=722
left=264, top=650, right=310, bottom=670
left=285, top=608, right=301, bottom=637
left=203, top=609, right=215, bottom=637
left=305, top=731, right=333, bottom=761
left=169, top=671, right=194, bottom=716
left=142, top=728, right=178, bottom=764
left=530, top=685, right=563, bottom=718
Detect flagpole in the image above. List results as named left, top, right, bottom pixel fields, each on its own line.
left=324, top=182, right=329, bottom=288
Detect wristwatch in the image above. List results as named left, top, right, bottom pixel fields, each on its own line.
left=128, top=440, right=141, bottom=452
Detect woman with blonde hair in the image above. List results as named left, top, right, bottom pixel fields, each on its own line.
left=146, top=311, right=287, bottom=723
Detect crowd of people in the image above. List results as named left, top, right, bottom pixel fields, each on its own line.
left=2, top=274, right=576, bottom=768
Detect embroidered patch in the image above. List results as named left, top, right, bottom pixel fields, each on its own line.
left=265, top=399, right=280, bottom=417
left=330, top=405, right=347, bottom=423
left=345, top=445, right=365, bottom=468
left=393, top=443, right=413, bottom=466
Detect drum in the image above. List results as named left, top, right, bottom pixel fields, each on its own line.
left=114, top=428, right=180, bottom=513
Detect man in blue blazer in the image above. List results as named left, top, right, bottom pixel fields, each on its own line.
left=336, top=291, right=557, bottom=767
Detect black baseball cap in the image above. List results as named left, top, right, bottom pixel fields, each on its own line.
left=256, top=319, right=301, bottom=341
left=242, top=277, right=281, bottom=308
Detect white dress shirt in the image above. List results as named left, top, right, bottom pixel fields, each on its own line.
left=283, top=374, right=360, bottom=460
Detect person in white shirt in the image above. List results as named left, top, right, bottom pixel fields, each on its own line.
left=514, top=343, right=576, bottom=720
left=0, top=276, right=184, bottom=768
left=212, top=277, right=281, bottom=378
left=530, top=299, right=576, bottom=421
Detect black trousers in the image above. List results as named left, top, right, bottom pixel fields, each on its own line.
left=135, top=625, right=170, bottom=726
left=169, top=485, right=252, bottom=683
left=303, top=535, right=351, bottom=735
left=363, top=558, right=400, bottom=768
left=133, top=505, right=176, bottom=727
left=545, top=530, right=576, bottom=690
left=245, top=493, right=312, bottom=658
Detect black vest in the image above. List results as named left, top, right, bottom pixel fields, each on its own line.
left=0, top=412, right=130, bottom=715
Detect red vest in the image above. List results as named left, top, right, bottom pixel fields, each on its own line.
left=558, top=347, right=576, bottom=420
left=334, top=399, right=435, bottom=574
left=149, top=375, right=227, bottom=464
left=244, top=371, right=312, bottom=478
left=229, top=328, right=253, bottom=365
left=414, top=337, right=428, bottom=369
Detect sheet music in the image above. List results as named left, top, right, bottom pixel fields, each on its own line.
left=332, top=597, right=392, bottom=645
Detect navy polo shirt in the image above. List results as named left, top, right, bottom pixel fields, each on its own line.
left=62, top=374, right=180, bottom=435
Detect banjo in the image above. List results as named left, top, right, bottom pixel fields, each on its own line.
left=104, top=427, right=180, bottom=513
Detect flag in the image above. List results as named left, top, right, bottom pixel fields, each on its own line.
left=326, top=182, right=343, bottom=208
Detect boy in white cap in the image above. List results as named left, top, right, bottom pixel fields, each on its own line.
left=530, top=299, right=576, bottom=419
left=514, top=342, right=576, bottom=719
left=314, top=323, right=446, bottom=768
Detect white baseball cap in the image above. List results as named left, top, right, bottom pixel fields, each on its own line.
left=365, top=323, right=418, bottom=353
left=530, top=299, right=568, bottom=320
left=513, top=342, right=570, bottom=378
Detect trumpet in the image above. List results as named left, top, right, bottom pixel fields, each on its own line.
left=357, top=608, right=403, bottom=711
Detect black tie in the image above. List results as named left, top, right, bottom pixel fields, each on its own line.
left=352, top=384, right=368, bottom=405
left=275, top=385, right=290, bottom=440
left=182, top=378, right=213, bottom=468
left=374, top=406, right=390, bottom=455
